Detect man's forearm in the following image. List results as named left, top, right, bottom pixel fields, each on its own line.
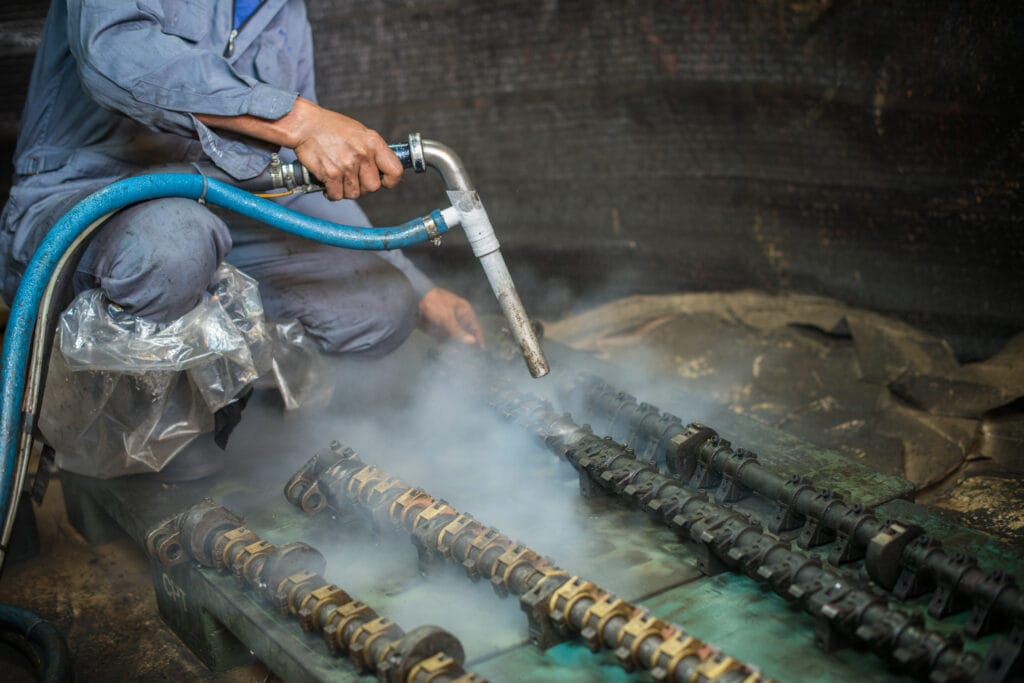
left=196, top=98, right=403, bottom=201
left=195, top=98, right=310, bottom=148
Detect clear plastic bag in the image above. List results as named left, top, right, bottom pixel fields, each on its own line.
left=40, top=264, right=327, bottom=478
left=256, top=319, right=333, bottom=411
left=57, top=267, right=261, bottom=412
left=41, top=349, right=214, bottom=478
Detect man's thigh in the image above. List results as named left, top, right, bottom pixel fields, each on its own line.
left=228, top=229, right=418, bottom=356
left=76, top=197, right=231, bottom=322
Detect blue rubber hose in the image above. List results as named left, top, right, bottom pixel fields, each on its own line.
left=0, top=173, right=452, bottom=564
left=0, top=603, right=72, bottom=681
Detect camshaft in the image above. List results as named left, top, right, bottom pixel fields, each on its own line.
left=567, top=372, right=1024, bottom=638
left=285, top=442, right=776, bottom=683
left=488, top=384, right=1011, bottom=683
left=146, top=499, right=485, bottom=683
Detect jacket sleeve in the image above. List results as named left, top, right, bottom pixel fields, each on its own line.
left=67, top=0, right=298, bottom=178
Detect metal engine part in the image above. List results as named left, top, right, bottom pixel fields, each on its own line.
left=568, top=372, right=1024, bottom=639
left=147, top=499, right=486, bottom=683
left=488, top=383, right=1023, bottom=683
left=286, top=442, right=776, bottom=683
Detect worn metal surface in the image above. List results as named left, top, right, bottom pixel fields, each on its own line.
left=874, top=499, right=1024, bottom=581
left=58, top=395, right=705, bottom=668
left=0, top=477, right=270, bottom=682
left=47, top=363, right=962, bottom=681
left=153, top=561, right=361, bottom=682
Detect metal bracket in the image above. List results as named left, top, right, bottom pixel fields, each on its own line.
left=518, top=574, right=572, bottom=650
left=146, top=515, right=187, bottom=567
left=891, top=535, right=942, bottom=600
left=713, top=449, right=756, bottom=504
left=827, top=504, right=873, bottom=566
left=975, top=625, right=1024, bottom=683
left=966, top=571, right=1017, bottom=638
left=769, top=475, right=812, bottom=534
left=928, top=552, right=976, bottom=619
left=797, top=489, right=843, bottom=549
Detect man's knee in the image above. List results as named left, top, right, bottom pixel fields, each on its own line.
left=321, top=264, right=418, bottom=357
left=357, top=268, right=419, bottom=356
left=81, top=198, right=231, bottom=322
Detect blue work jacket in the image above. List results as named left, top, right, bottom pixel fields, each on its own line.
left=1, top=0, right=431, bottom=302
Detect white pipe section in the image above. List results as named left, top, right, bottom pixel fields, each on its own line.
left=423, top=141, right=549, bottom=378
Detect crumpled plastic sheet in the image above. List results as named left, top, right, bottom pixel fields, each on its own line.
left=254, top=319, right=332, bottom=411
left=40, top=350, right=214, bottom=479
left=57, top=264, right=263, bottom=411
left=40, top=264, right=327, bottom=478
left=545, top=291, right=1024, bottom=491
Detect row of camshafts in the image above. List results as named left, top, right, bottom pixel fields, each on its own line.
left=142, top=364, right=1022, bottom=683
left=566, top=373, right=1023, bottom=638
left=284, top=440, right=770, bottom=679
left=480, top=375, right=1023, bottom=683
left=146, top=500, right=485, bottom=683
left=285, top=442, right=773, bottom=683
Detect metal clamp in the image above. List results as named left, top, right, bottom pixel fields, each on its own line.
left=367, top=477, right=407, bottom=507
left=614, top=611, right=673, bottom=672
left=273, top=571, right=321, bottom=615
left=649, top=633, right=703, bottom=682
left=407, top=652, right=462, bottom=683
left=548, top=576, right=603, bottom=633
left=347, top=466, right=387, bottom=500
left=408, top=133, right=426, bottom=173
left=348, top=616, right=402, bottom=670
left=489, top=545, right=544, bottom=597
left=322, top=601, right=373, bottom=654
left=460, top=529, right=501, bottom=580
left=214, top=526, right=258, bottom=571
left=298, top=584, right=353, bottom=633
left=413, top=501, right=459, bottom=531
left=579, top=595, right=634, bottom=651
left=436, top=514, right=486, bottom=560
left=233, top=539, right=275, bottom=585
left=389, top=489, right=434, bottom=529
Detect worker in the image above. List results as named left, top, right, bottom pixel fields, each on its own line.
left=1, top=3, right=484, bottom=375
left=0, top=0, right=486, bottom=474
left=1, top=0, right=484, bottom=352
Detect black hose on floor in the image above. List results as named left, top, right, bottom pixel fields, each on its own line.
left=0, top=604, right=72, bottom=682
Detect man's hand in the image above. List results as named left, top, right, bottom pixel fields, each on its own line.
left=287, top=99, right=403, bottom=200
left=195, top=97, right=403, bottom=200
left=418, top=288, right=485, bottom=348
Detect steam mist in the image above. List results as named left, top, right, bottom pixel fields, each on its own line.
left=209, top=310, right=718, bottom=667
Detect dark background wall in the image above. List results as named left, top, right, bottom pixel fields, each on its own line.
left=1, top=1, right=1021, bottom=359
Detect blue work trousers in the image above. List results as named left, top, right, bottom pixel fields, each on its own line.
left=40, top=192, right=421, bottom=358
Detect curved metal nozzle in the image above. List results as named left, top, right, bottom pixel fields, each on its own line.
left=419, top=138, right=549, bottom=378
